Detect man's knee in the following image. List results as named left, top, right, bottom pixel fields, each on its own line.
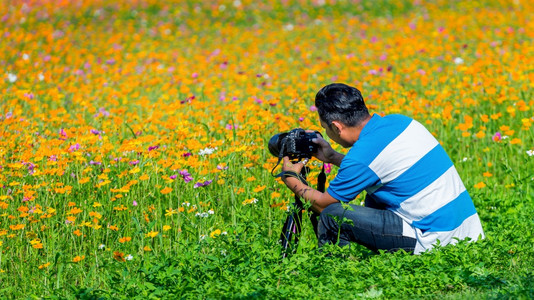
left=319, top=202, right=343, bottom=225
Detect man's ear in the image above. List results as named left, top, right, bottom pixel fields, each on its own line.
left=330, top=120, right=344, bottom=134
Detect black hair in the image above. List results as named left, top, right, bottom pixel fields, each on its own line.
left=314, top=83, right=370, bottom=127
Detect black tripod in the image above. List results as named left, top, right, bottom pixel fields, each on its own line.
left=279, top=164, right=326, bottom=258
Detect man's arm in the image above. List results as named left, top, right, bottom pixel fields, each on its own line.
left=312, top=136, right=344, bottom=167
left=280, top=156, right=340, bottom=213
left=282, top=176, right=340, bottom=213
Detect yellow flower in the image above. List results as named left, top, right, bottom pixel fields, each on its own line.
left=145, top=231, right=159, bottom=238
left=165, top=208, right=177, bottom=216
left=483, top=172, right=493, bottom=177
left=475, top=131, right=485, bottom=139
left=143, top=246, right=152, bottom=252
left=271, top=192, right=281, bottom=199
left=210, top=229, right=222, bottom=238
left=162, top=225, right=171, bottom=231
left=38, top=262, right=51, bottom=269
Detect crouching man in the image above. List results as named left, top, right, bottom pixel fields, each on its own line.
left=281, top=83, right=484, bottom=254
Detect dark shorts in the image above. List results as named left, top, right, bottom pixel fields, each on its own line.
left=318, top=195, right=417, bottom=253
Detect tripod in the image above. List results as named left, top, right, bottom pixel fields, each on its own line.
left=279, top=164, right=326, bottom=258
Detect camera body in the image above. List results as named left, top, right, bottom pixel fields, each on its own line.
left=268, top=128, right=319, bottom=159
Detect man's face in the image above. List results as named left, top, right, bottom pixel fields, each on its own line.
left=320, top=118, right=343, bottom=146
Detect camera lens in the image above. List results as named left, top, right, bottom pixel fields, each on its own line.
left=268, top=134, right=282, bottom=157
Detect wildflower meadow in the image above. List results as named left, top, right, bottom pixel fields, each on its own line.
left=1, top=0, right=533, bottom=298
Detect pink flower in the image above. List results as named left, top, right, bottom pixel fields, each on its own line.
left=492, top=132, right=502, bottom=142
left=324, top=163, right=332, bottom=174
left=132, top=201, right=138, bottom=206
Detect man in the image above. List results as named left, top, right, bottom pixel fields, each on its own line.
left=281, top=83, right=484, bottom=254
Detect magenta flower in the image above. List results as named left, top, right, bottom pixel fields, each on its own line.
left=179, top=170, right=193, bottom=183
left=90, top=129, right=100, bottom=135
left=217, top=164, right=228, bottom=170
left=68, top=143, right=80, bottom=152
left=94, top=107, right=110, bottom=118
left=59, top=128, right=67, bottom=140
left=194, top=180, right=213, bottom=188
left=324, top=163, right=332, bottom=174
left=169, top=174, right=177, bottom=180
left=148, top=145, right=159, bottom=151
left=132, top=201, right=138, bottom=206
left=129, top=160, right=139, bottom=165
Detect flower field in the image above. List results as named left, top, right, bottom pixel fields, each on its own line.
left=1, top=0, right=533, bottom=298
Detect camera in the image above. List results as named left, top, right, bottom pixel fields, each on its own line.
left=268, top=128, right=319, bottom=159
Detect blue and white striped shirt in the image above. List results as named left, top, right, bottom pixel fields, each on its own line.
left=327, top=114, right=484, bottom=254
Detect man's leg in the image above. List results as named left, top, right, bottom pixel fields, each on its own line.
left=317, top=202, right=416, bottom=253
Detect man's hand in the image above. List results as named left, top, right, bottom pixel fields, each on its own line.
left=281, top=156, right=305, bottom=174
left=312, top=135, right=344, bottom=167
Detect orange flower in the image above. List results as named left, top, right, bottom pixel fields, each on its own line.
left=113, top=251, right=125, bottom=262
left=119, top=236, right=131, bottom=243
left=253, top=185, right=266, bottom=193
left=160, top=187, right=172, bottom=194
left=474, top=182, right=486, bottom=189
left=510, top=138, right=521, bottom=145
left=73, top=255, right=85, bottom=263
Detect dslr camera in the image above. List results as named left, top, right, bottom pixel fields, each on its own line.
left=268, top=128, right=320, bottom=159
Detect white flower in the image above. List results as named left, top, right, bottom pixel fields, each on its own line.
left=98, top=244, right=106, bottom=250
left=527, top=149, right=534, bottom=157
left=22, top=53, right=29, bottom=61
left=195, top=212, right=209, bottom=218
left=38, top=73, right=45, bottom=81
left=125, top=254, right=133, bottom=261
left=454, top=57, right=464, bottom=65
left=199, top=147, right=216, bottom=155
left=221, top=249, right=227, bottom=256
left=208, top=209, right=214, bottom=214
left=284, top=24, right=294, bottom=31
left=200, top=234, right=206, bottom=240
left=462, top=157, right=468, bottom=162
left=7, top=73, right=17, bottom=83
